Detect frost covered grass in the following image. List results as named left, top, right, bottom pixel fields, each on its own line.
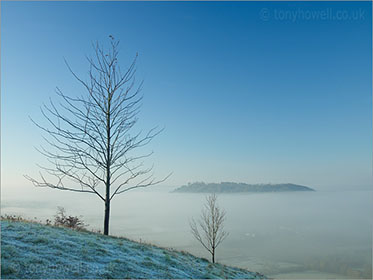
left=1, top=220, right=266, bottom=279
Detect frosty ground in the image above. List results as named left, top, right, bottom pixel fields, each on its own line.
left=1, top=220, right=266, bottom=279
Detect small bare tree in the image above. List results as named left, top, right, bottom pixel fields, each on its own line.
left=190, top=193, right=229, bottom=263
left=25, top=36, right=169, bottom=235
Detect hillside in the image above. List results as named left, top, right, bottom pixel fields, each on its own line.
left=173, top=182, right=315, bottom=193
left=1, top=220, right=266, bottom=279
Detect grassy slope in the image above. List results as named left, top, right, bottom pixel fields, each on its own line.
left=1, top=220, right=266, bottom=279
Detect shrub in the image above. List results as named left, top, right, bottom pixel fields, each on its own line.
left=1, top=214, right=26, bottom=222
left=54, top=207, right=88, bottom=230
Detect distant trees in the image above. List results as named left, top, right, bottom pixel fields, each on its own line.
left=25, top=36, right=169, bottom=235
left=190, top=193, right=229, bottom=263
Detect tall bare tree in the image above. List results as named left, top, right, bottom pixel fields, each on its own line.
left=25, top=36, right=169, bottom=235
left=190, top=193, right=229, bottom=263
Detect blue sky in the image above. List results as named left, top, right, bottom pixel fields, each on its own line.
left=1, top=1, right=372, bottom=193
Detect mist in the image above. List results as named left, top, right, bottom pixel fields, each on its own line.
left=2, top=185, right=371, bottom=279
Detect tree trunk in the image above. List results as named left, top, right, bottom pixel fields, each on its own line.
left=212, top=248, right=215, bottom=263
left=104, top=92, right=111, bottom=235
left=104, top=199, right=110, bottom=235
left=104, top=161, right=110, bottom=235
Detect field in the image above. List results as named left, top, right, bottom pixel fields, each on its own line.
left=1, top=220, right=266, bottom=279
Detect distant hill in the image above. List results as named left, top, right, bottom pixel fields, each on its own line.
left=172, top=182, right=315, bottom=193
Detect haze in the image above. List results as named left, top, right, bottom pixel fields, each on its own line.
left=1, top=1, right=372, bottom=279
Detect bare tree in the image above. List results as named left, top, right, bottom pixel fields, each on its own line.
left=25, top=36, right=169, bottom=235
left=190, top=193, right=229, bottom=263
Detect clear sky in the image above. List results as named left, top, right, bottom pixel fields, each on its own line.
left=1, top=1, right=372, bottom=196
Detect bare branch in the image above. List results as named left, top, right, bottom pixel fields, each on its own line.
left=25, top=36, right=169, bottom=235
left=189, top=193, right=229, bottom=263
